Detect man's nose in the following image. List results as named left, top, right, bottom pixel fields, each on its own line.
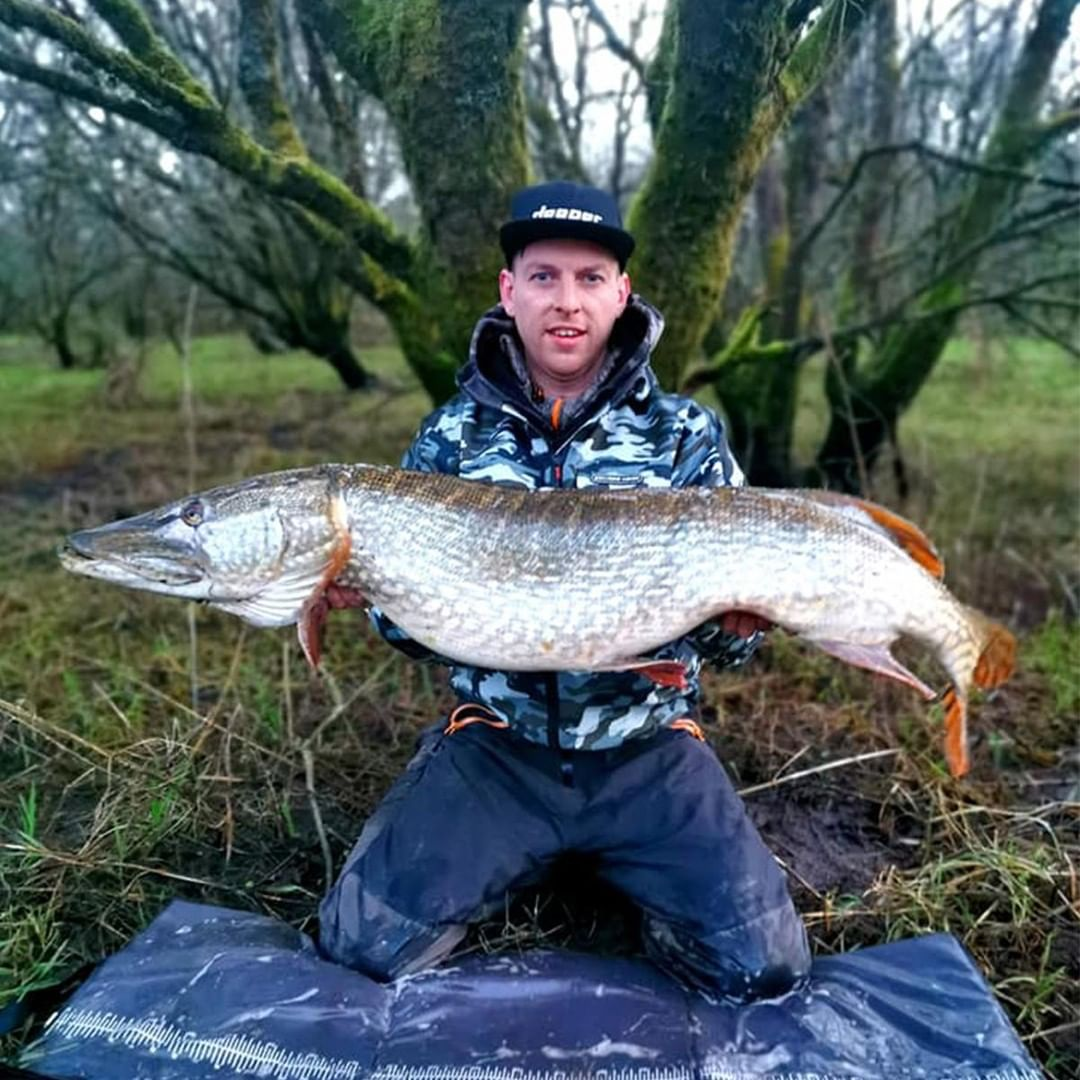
left=554, top=280, right=581, bottom=312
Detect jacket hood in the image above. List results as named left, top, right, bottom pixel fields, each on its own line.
left=457, top=294, right=665, bottom=442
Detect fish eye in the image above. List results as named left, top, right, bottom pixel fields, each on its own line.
left=180, top=500, right=203, bottom=527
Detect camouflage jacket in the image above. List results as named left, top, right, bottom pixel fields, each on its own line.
left=372, top=294, right=760, bottom=751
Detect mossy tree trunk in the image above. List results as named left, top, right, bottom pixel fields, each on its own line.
left=336, top=0, right=531, bottom=364
left=629, top=0, right=875, bottom=389
left=816, top=0, right=1078, bottom=492
left=717, top=85, right=830, bottom=485
left=848, top=0, right=899, bottom=323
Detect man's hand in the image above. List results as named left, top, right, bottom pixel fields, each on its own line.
left=719, top=610, right=773, bottom=638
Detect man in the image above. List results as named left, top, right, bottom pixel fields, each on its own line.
left=318, top=181, right=810, bottom=1000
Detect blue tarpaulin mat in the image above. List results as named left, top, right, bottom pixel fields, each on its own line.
left=19, top=899, right=1040, bottom=1079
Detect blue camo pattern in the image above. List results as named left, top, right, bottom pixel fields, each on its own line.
left=371, top=295, right=760, bottom=751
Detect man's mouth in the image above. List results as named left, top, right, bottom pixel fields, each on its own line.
left=547, top=327, right=585, bottom=339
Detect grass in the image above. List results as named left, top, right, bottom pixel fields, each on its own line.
left=0, top=332, right=1077, bottom=1074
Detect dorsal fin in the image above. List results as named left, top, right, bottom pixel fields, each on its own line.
left=792, top=490, right=945, bottom=580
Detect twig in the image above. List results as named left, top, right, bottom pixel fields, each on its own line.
left=0, top=697, right=110, bottom=770
left=283, top=637, right=294, bottom=747
left=1000, top=300, right=1080, bottom=360
left=960, top=455, right=988, bottom=546
left=577, top=0, right=646, bottom=80
left=772, top=743, right=811, bottom=778
left=1026, top=1018, right=1080, bottom=1042
left=818, top=312, right=873, bottom=496
left=0, top=840, right=239, bottom=891
left=773, top=853, right=824, bottom=900
left=194, top=623, right=249, bottom=749
left=221, top=703, right=238, bottom=862
left=302, top=654, right=397, bottom=748
left=738, top=748, right=900, bottom=797
left=177, top=283, right=200, bottom=712
left=302, top=745, right=334, bottom=889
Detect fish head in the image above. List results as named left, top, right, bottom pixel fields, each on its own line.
left=59, top=470, right=341, bottom=627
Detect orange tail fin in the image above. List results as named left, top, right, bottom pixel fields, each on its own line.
left=940, top=687, right=970, bottom=778
left=938, top=612, right=1015, bottom=778
left=969, top=612, right=1017, bottom=689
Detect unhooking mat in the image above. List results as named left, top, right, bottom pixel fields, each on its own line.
left=19, top=899, right=1040, bottom=1080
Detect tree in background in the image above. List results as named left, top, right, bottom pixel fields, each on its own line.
left=0, top=95, right=129, bottom=368
left=0, top=2, right=872, bottom=402
left=0, top=0, right=1075, bottom=491
left=686, top=0, right=1078, bottom=489
left=0, top=3, right=421, bottom=388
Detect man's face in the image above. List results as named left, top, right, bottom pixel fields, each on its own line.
left=498, top=238, right=631, bottom=397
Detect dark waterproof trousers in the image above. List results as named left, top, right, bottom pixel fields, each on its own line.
left=318, top=720, right=810, bottom=1001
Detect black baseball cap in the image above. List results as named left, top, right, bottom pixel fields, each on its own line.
left=499, top=180, right=635, bottom=269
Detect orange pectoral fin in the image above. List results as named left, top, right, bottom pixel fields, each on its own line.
left=297, top=520, right=355, bottom=671
left=298, top=593, right=329, bottom=668
left=602, top=659, right=690, bottom=691
left=941, top=687, right=970, bottom=778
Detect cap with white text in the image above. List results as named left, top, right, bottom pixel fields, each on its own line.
left=499, top=181, right=635, bottom=270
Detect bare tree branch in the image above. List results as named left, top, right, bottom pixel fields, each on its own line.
left=683, top=272, right=1080, bottom=390
left=86, top=0, right=213, bottom=102
left=0, top=46, right=185, bottom=134
left=296, top=5, right=364, bottom=194
left=0, top=0, right=416, bottom=282
left=795, top=138, right=1080, bottom=272
left=534, top=0, right=587, bottom=180
left=1, top=0, right=216, bottom=116
left=1000, top=301, right=1080, bottom=359
left=577, top=0, right=646, bottom=80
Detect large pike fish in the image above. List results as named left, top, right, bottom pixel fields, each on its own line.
left=59, top=464, right=1015, bottom=777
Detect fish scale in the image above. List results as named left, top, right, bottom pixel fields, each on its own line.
left=59, top=463, right=1015, bottom=776
left=337, top=470, right=922, bottom=667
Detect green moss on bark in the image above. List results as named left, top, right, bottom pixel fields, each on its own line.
left=630, top=0, right=871, bottom=389
left=360, top=0, right=530, bottom=371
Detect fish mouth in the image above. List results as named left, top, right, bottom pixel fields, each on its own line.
left=59, top=536, right=204, bottom=588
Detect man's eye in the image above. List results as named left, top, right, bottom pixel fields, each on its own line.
left=531, top=272, right=551, bottom=282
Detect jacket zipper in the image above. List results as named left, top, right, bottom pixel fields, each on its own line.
left=548, top=399, right=572, bottom=784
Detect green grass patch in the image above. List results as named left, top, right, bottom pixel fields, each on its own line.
left=0, top=334, right=424, bottom=477
left=1023, top=613, right=1080, bottom=718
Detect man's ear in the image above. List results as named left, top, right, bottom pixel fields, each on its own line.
left=618, top=272, right=631, bottom=310
left=498, top=267, right=516, bottom=316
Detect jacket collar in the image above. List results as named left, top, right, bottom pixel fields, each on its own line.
left=457, top=294, right=665, bottom=441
